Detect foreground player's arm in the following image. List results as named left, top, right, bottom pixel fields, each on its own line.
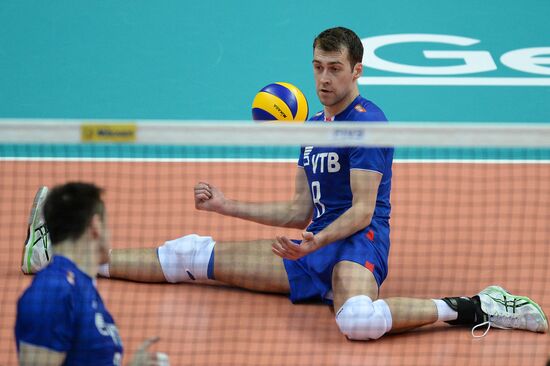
left=18, top=342, right=66, bottom=366
left=195, top=167, right=313, bottom=229
left=15, top=280, right=76, bottom=366
left=273, top=169, right=381, bottom=259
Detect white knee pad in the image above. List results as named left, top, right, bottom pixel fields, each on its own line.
left=157, top=234, right=215, bottom=283
left=335, top=295, right=393, bottom=340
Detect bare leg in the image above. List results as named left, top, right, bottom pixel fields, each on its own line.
left=332, top=261, right=378, bottom=311
left=108, top=248, right=166, bottom=282
left=213, top=240, right=289, bottom=293
left=385, top=297, right=437, bottom=333
left=332, top=261, right=437, bottom=333
left=107, top=239, right=290, bottom=294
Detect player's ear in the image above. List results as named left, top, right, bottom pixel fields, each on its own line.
left=352, top=62, right=363, bottom=81
left=89, top=213, right=102, bottom=240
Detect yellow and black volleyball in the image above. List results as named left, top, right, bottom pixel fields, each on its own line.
left=252, top=82, right=308, bottom=122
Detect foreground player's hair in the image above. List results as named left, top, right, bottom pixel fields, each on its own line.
left=43, top=182, right=105, bottom=244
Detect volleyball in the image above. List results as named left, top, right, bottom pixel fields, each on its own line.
left=252, top=82, right=308, bottom=122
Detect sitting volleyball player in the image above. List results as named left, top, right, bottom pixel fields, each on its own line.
left=17, top=183, right=168, bottom=366
left=22, top=27, right=547, bottom=341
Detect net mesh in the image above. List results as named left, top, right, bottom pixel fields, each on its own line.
left=1, top=121, right=549, bottom=366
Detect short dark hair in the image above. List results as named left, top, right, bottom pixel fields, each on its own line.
left=313, top=27, right=364, bottom=69
left=43, top=182, right=105, bottom=245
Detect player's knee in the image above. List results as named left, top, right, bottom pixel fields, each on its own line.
left=157, top=234, right=215, bottom=283
left=335, top=295, right=391, bottom=341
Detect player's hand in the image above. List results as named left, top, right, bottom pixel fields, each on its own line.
left=272, top=232, right=319, bottom=260
left=128, top=336, right=170, bottom=366
left=194, top=182, right=226, bottom=213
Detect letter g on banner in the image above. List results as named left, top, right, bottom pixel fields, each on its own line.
left=362, top=34, right=497, bottom=75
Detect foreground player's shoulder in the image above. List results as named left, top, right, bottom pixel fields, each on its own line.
left=350, top=97, right=388, bottom=122
left=15, top=267, right=80, bottom=353
left=20, top=266, right=76, bottom=307
left=16, top=267, right=77, bottom=334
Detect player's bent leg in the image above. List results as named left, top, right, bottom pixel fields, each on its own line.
left=383, top=297, right=438, bottom=333
left=336, top=295, right=393, bottom=340
left=333, top=261, right=390, bottom=340
left=332, top=261, right=438, bottom=340
left=332, top=261, right=378, bottom=312
left=213, top=239, right=290, bottom=294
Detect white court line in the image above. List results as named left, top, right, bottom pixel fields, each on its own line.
left=1, top=157, right=549, bottom=164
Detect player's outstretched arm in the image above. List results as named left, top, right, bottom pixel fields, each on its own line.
left=194, top=167, right=313, bottom=229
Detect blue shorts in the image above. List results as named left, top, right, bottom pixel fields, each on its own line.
left=283, top=219, right=390, bottom=304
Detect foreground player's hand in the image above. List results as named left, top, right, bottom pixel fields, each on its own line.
left=272, top=232, right=319, bottom=260
left=129, top=336, right=170, bottom=366
left=194, top=182, right=226, bottom=213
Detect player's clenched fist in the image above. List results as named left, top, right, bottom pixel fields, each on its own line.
left=194, top=182, right=226, bottom=213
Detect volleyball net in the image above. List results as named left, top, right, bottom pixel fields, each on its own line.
left=1, top=120, right=549, bottom=365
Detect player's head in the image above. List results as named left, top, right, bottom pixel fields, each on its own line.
left=313, top=27, right=363, bottom=70
left=43, top=182, right=110, bottom=263
left=312, top=27, right=363, bottom=109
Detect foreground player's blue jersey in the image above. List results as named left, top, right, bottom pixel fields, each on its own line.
left=15, top=256, right=123, bottom=366
left=298, top=95, right=393, bottom=234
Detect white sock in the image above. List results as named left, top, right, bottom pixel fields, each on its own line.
left=433, top=299, right=458, bottom=322
left=98, top=263, right=110, bottom=278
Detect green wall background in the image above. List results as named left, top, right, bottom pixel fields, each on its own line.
left=1, top=0, right=549, bottom=122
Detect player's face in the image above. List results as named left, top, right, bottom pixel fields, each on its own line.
left=313, top=46, right=362, bottom=110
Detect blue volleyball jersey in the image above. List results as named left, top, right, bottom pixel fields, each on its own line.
left=15, top=256, right=123, bottom=366
left=298, top=95, right=393, bottom=234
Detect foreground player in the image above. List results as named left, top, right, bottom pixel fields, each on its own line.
left=16, top=183, right=168, bottom=366
left=23, top=27, right=547, bottom=340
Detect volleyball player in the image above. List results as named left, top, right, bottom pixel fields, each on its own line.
left=22, top=27, right=547, bottom=340
left=16, top=183, right=167, bottom=365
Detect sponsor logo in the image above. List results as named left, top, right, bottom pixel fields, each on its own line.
left=311, top=152, right=340, bottom=174
left=81, top=123, right=137, bottom=143
left=185, top=269, right=196, bottom=281
left=359, top=33, right=550, bottom=86
left=332, top=128, right=365, bottom=142
left=273, top=104, right=287, bottom=119
left=95, top=312, right=122, bottom=346
left=303, top=146, right=313, bottom=166
left=65, top=270, right=75, bottom=285
left=354, top=104, right=366, bottom=112
left=488, top=294, right=530, bottom=313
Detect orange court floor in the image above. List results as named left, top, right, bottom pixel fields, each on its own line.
left=1, top=160, right=548, bottom=366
